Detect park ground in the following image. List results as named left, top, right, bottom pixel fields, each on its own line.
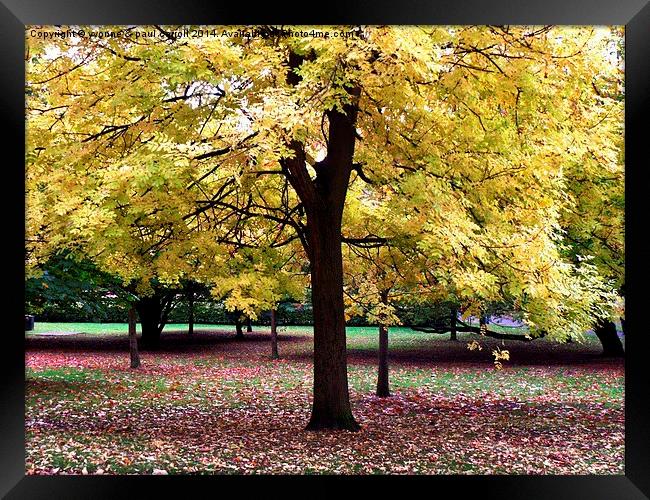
left=25, top=324, right=624, bottom=475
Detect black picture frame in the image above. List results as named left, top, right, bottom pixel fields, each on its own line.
left=3, top=1, right=648, bottom=497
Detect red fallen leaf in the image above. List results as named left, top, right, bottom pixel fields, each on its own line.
left=548, top=452, right=570, bottom=463
left=384, top=406, right=405, bottom=415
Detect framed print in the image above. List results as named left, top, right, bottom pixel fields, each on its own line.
left=3, top=0, right=649, bottom=497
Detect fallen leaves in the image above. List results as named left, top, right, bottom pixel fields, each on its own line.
left=25, top=329, right=624, bottom=475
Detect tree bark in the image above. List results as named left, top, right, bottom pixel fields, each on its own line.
left=306, top=209, right=359, bottom=430
left=376, top=324, right=390, bottom=397
left=128, top=306, right=140, bottom=369
left=450, top=306, right=458, bottom=341
left=270, top=308, right=279, bottom=360
left=235, top=316, right=244, bottom=339
left=479, top=313, right=489, bottom=337
left=246, top=317, right=253, bottom=333
left=188, top=290, right=194, bottom=335
left=281, top=52, right=360, bottom=431
left=136, top=295, right=163, bottom=347
left=594, top=318, right=625, bottom=357
left=620, top=316, right=625, bottom=336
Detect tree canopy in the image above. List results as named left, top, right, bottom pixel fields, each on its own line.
left=26, top=25, right=624, bottom=429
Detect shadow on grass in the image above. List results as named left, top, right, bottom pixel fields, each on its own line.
left=345, top=341, right=620, bottom=367
left=25, top=330, right=306, bottom=354
left=26, top=329, right=624, bottom=368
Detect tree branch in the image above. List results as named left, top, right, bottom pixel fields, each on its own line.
left=342, top=236, right=388, bottom=248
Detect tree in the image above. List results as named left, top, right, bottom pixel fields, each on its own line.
left=134, top=288, right=179, bottom=347
left=593, top=317, right=624, bottom=357
left=176, top=279, right=212, bottom=335
left=343, top=242, right=419, bottom=399
left=26, top=252, right=129, bottom=322
left=186, top=282, right=196, bottom=335
left=213, top=241, right=307, bottom=349
left=558, top=29, right=625, bottom=356
left=270, top=308, right=279, bottom=360
left=26, top=25, right=624, bottom=429
left=376, top=292, right=391, bottom=397
left=344, top=264, right=397, bottom=399
left=128, top=306, right=141, bottom=369
left=26, top=252, right=145, bottom=368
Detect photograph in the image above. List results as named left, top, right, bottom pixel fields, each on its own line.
left=22, top=24, right=628, bottom=477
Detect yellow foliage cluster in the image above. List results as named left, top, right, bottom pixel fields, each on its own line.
left=26, top=26, right=623, bottom=332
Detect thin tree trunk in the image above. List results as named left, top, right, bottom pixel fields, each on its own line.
left=376, top=324, right=390, bottom=397
left=376, top=289, right=390, bottom=397
left=594, top=318, right=625, bottom=357
left=188, top=290, right=194, bottom=335
left=620, top=316, right=625, bottom=336
left=128, top=306, right=140, bottom=369
left=450, top=306, right=457, bottom=341
left=479, top=313, right=488, bottom=335
left=159, top=295, right=174, bottom=336
left=246, top=317, right=253, bottom=333
left=270, top=309, right=279, bottom=360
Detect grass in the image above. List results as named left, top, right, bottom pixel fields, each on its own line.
left=25, top=323, right=624, bottom=475
left=25, top=366, right=106, bottom=384
left=27, top=322, right=436, bottom=337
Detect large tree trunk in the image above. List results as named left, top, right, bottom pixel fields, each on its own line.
left=270, top=309, right=279, bottom=360
left=188, top=290, right=194, bottom=335
left=306, top=209, right=359, bottom=431
left=246, top=317, right=253, bottom=333
left=450, top=306, right=458, bottom=341
left=136, top=295, right=163, bottom=347
left=281, top=52, right=360, bottom=431
left=594, top=318, right=625, bottom=357
left=128, top=306, right=140, bottom=369
left=235, top=316, right=244, bottom=339
left=376, top=324, right=390, bottom=397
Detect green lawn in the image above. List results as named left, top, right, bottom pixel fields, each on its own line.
left=25, top=323, right=623, bottom=475
left=28, top=322, right=434, bottom=336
